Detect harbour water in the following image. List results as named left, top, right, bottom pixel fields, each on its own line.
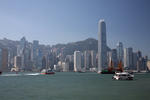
left=0, top=72, right=150, bottom=100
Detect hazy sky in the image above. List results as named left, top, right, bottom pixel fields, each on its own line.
left=0, top=0, right=150, bottom=56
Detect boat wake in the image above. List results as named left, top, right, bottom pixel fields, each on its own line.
left=24, top=73, right=40, bottom=76
left=1, top=73, right=40, bottom=77
left=1, top=74, right=21, bottom=77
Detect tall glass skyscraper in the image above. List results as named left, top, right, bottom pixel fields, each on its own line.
left=98, top=19, right=107, bottom=73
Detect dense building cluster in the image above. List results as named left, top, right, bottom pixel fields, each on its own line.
left=0, top=20, right=149, bottom=72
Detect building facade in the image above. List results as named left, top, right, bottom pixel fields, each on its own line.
left=98, top=19, right=107, bottom=72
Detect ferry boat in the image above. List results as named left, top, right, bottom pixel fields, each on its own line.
left=41, top=69, right=55, bottom=75
left=112, top=72, right=134, bottom=80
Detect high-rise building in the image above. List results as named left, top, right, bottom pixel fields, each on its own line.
left=84, top=51, right=90, bottom=70
left=132, top=52, right=138, bottom=70
left=32, top=40, right=39, bottom=68
left=62, top=62, right=69, bottom=72
left=147, top=60, right=150, bottom=71
left=23, top=46, right=32, bottom=71
left=14, top=56, right=22, bottom=70
left=107, top=49, right=118, bottom=67
left=90, top=50, right=96, bottom=68
left=116, top=42, right=123, bottom=62
left=1, top=48, right=8, bottom=71
left=98, top=19, right=107, bottom=72
left=74, top=51, right=81, bottom=72
left=124, top=48, right=133, bottom=69
left=42, top=56, right=46, bottom=69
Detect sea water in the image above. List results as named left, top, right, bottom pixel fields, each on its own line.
left=0, top=72, right=150, bottom=100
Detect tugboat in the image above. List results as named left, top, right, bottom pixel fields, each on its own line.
left=112, top=72, right=134, bottom=80
left=41, top=68, right=55, bottom=75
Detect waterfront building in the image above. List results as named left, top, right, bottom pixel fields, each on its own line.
left=14, top=56, right=22, bottom=70
left=116, top=42, right=123, bottom=62
left=137, top=50, right=142, bottom=58
left=84, top=51, right=90, bottom=70
left=22, top=46, right=32, bottom=71
left=1, top=48, right=8, bottom=71
left=132, top=52, right=138, bottom=70
left=62, top=62, right=69, bottom=72
left=98, top=19, right=107, bottom=72
left=17, top=37, right=26, bottom=56
left=124, top=48, right=133, bottom=69
left=107, top=49, right=118, bottom=67
left=32, top=40, right=39, bottom=69
left=65, top=55, right=74, bottom=71
left=90, top=50, right=96, bottom=68
left=74, top=51, right=81, bottom=72
left=147, top=60, right=150, bottom=71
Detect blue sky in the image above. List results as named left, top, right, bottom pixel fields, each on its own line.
left=0, top=0, right=150, bottom=57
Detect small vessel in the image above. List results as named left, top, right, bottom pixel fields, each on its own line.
left=41, top=69, right=55, bottom=75
left=0, top=71, right=2, bottom=75
left=112, top=72, right=134, bottom=80
left=101, top=60, right=123, bottom=74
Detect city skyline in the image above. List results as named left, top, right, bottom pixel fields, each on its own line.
left=0, top=0, right=150, bottom=57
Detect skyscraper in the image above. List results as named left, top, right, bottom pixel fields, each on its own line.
left=84, top=51, right=90, bottom=70
left=74, top=51, right=81, bottom=72
left=90, top=50, right=96, bottom=68
left=2, top=48, right=8, bottom=71
left=124, top=48, right=133, bottom=69
left=14, top=56, right=22, bottom=68
left=116, top=42, right=123, bottom=62
left=108, top=49, right=118, bottom=67
left=98, top=19, right=107, bottom=72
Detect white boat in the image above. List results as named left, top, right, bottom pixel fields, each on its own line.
left=41, top=68, right=55, bottom=75
left=112, top=72, right=134, bottom=80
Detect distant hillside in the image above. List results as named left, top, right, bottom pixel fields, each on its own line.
left=52, top=38, right=98, bottom=55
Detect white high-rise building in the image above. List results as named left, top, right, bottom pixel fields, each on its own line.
left=116, top=42, right=123, bottom=62
left=74, top=51, right=81, bottom=72
left=124, top=48, right=133, bottom=69
left=14, top=56, right=22, bottom=69
left=98, top=19, right=107, bottom=72
left=62, top=62, right=69, bottom=72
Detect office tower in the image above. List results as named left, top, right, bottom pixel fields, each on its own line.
left=32, top=40, right=39, bottom=68
left=74, top=51, right=81, bottom=72
left=124, top=48, right=133, bottom=69
left=107, top=49, right=118, bottom=67
left=65, top=55, right=74, bottom=71
left=137, top=51, right=142, bottom=58
left=23, top=46, right=32, bottom=71
left=62, top=62, right=69, bottom=72
left=142, top=56, right=148, bottom=70
left=42, top=56, right=46, bottom=69
left=1, top=48, right=8, bottom=71
left=132, top=52, right=138, bottom=70
left=98, top=19, right=107, bottom=72
left=147, top=60, right=150, bottom=71
left=14, top=56, right=22, bottom=70
left=17, top=37, right=26, bottom=56
left=90, top=50, right=96, bottom=68
left=84, top=51, right=90, bottom=70
left=116, top=42, right=123, bottom=62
